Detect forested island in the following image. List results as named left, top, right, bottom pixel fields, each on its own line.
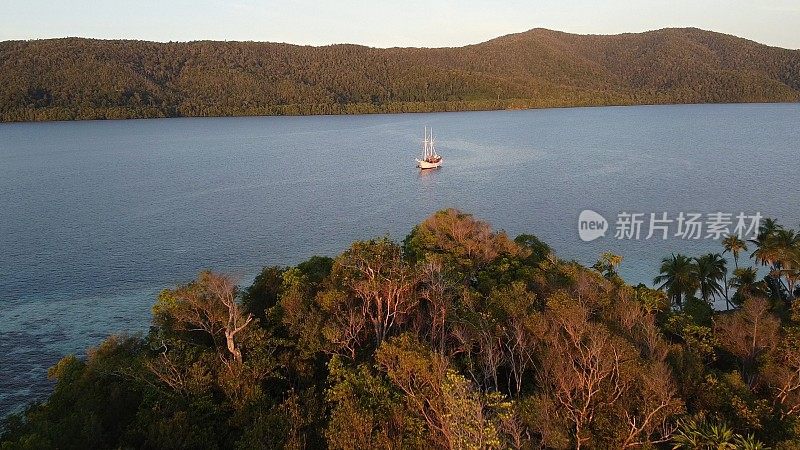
left=1, top=27, right=799, bottom=122
left=3, top=209, right=800, bottom=448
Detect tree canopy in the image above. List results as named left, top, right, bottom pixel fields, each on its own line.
left=4, top=210, right=800, bottom=448
left=2, top=28, right=799, bottom=122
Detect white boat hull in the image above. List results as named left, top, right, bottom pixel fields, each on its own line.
left=417, top=159, right=443, bottom=169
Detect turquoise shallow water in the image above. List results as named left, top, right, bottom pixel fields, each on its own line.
left=1, top=103, right=799, bottom=417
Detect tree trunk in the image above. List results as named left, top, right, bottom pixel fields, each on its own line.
left=225, top=330, right=243, bottom=364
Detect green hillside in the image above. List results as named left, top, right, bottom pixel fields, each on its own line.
left=1, top=28, right=798, bottom=122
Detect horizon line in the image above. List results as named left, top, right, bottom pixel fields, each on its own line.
left=2, top=26, right=798, bottom=51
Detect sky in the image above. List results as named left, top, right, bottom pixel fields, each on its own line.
left=1, top=0, right=799, bottom=49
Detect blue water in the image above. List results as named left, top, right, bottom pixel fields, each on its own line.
left=1, top=103, right=799, bottom=417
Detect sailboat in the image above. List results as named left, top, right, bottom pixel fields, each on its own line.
left=416, top=126, right=443, bottom=169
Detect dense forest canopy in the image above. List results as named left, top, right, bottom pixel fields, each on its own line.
left=4, top=209, right=800, bottom=448
left=1, top=27, right=799, bottom=122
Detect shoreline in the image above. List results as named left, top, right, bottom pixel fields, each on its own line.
left=2, top=99, right=799, bottom=125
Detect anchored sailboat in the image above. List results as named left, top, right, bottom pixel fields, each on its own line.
left=416, top=126, right=443, bottom=169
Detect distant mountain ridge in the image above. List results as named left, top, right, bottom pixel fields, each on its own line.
left=1, top=27, right=798, bottom=122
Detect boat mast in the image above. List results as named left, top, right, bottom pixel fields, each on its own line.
left=423, top=126, right=428, bottom=158
left=427, top=127, right=431, bottom=158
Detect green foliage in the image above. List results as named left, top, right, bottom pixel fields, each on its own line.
left=514, top=234, right=552, bottom=265
left=683, top=296, right=715, bottom=326
left=403, top=208, right=522, bottom=283
left=655, top=254, right=699, bottom=308
left=439, top=370, right=509, bottom=450
left=6, top=209, right=800, bottom=448
left=2, top=28, right=799, bottom=122
left=697, top=372, right=773, bottom=433
left=297, top=256, right=335, bottom=286
left=375, top=334, right=514, bottom=449
left=671, top=416, right=768, bottom=449
left=1, top=336, right=146, bottom=449
left=695, top=253, right=728, bottom=304
left=665, top=312, right=717, bottom=359
left=632, top=283, right=671, bottom=313
left=730, top=267, right=767, bottom=306
left=325, top=356, right=423, bottom=449
left=243, top=265, right=285, bottom=322
left=592, top=251, right=623, bottom=281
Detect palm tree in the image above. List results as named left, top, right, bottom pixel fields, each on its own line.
left=695, top=253, right=727, bottom=305
left=754, top=217, right=781, bottom=242
left=783, top=243, right=800, bottom=300
left=671, top=418, right=741, bottom=449
left=729, top=267, right=765, bottom=306
left=654, top=254, right=698, bottom=309
left=750, top=218, right=783, bottom=268
left=722, top=235, right=747, bottom=270
left=752, top=225, right=799, bottom=302
left=593, top=252, right=623, bottom=280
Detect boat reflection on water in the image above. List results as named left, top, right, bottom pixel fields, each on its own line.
left=418, top=165, right=440, bottom=179
left=416, top=158, right=441, bottom=205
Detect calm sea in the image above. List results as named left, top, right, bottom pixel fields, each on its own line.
left=1, top=104, right=799, bottom=417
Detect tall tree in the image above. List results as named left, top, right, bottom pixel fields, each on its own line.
left=694, top=253, right=727, bottom=305
left=654, top=254, right=698, bottom=309
left=751, top=223, right=799, bottom=302
left=592, top=252, right=623, bottom=280
left=714, top=298, right=780, bottom=387
left=722, top=235, right=747, bottom=270
left=335, top=238, right=418, bottom=346
left=152, top=271, right=254, bottom=365
left=728, top=267, right=766, bottom=306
